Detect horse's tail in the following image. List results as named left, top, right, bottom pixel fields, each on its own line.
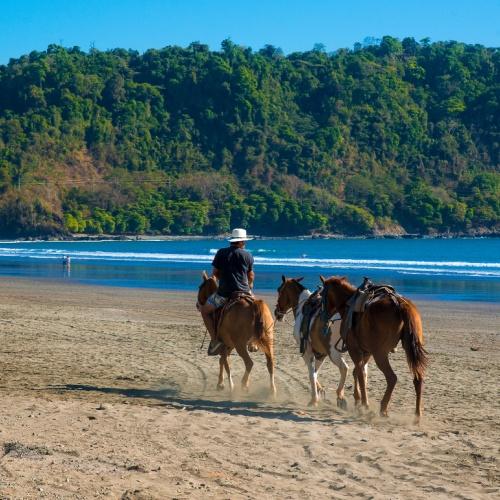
left=398, top=298, right=428, bottom=381
left=252, top=299, right=266, bottom=339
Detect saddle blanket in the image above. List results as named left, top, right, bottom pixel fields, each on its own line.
left=294, top=289, right=341, bottom=354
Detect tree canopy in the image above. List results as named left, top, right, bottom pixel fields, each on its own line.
left=0, top=38, right=498, bottom=237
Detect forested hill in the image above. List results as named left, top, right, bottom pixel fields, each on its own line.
left=0, top=37, right=498, bottom=238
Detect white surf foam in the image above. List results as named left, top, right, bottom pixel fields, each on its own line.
left=0, top=247, right=498, bottom=277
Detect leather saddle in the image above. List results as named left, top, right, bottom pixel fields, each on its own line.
left=214, top=291, right=256, bottom=334
left=338, top=278, right=401, bottom=351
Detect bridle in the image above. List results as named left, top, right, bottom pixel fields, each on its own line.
left=274, top=284, right=292, bottom=319
left=275, top=283, right=309, bottom=320
left=275, top=298, right=303, bottom=319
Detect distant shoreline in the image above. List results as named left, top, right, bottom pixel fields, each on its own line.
left=2, top=231, right=499, bottom=243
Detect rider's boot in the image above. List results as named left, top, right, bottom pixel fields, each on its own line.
left=206, top=313, right=224, bottom=356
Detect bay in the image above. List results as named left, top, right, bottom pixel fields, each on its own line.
left=0, top=238, right=498, bottom=302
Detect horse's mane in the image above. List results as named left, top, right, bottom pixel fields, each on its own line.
left=324, top=276, right=356, bottom=294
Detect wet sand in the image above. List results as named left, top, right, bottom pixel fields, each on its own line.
left=0, top=278, right=498, bottom=499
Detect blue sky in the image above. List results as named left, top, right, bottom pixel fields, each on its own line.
left=1, top=0, right=499, bottom=63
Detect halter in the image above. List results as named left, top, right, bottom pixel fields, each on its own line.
left=275, top=295, right=310, bottom=319
left=275, top=281, right=307, bottom=319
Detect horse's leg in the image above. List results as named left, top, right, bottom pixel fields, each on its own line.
left=217, top=355, right=225, bottom=390
left=314, top=356, right=326, bottom=399
left=303, top=345, right=320, bottom=406
left=413, top=376, right=424, bottom=422
left=373, top=352, right=397, bottom=417
left=235, top=343, right=254, bottom=391
left=265, top=348, right=276, bottom=397
left=223, top=350, right=234, bottom=392
left=360, top=354, right=371, bottom=408
left=356, top=362, right=368, bottom=408
left=329, top=349, right=349, bottom=409
left=349, top=350, right=363, bottom=407
left=353, top=369, right=361, bottom=406
left=258, top=338, right=276, bottom=396
left=355, top=355, right=370, bottom=409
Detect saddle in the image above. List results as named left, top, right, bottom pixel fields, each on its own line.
left=338, top=278, right=401, bottom=352
left=299, top=289, right=323, bottom=354
left=214, top=291, right=259, bottom=336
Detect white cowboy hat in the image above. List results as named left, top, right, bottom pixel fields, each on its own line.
left=228, top=228, right=253, bottom=242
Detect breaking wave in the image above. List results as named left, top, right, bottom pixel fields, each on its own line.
left=0, top=247, right=498, bottom=278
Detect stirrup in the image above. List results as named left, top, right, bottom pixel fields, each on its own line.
left=207, top=340, right=224, bottom=356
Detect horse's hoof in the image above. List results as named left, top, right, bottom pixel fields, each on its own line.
left=379, top=410, right=389, bottom=418
left=355, top=404, right=369, bottom=415
left=307, top=399, right=319, bottom=407
left=216, top=384, right=224, bottom=391
left=337, top=398, right=348, bottom=410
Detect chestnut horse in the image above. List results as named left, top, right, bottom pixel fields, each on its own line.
left=275, top=276, right=352, bottom=408
left=197, top=272, right=276, bottom=395
left=320, top=276, right=428, bottom=420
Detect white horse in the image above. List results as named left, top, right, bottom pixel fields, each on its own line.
left=275, top=276, right=367, bottom=408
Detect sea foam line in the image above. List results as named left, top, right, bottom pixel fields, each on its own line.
left=0, top=247, right=500, bottom=278
left=0, top=247, right=498, bottom=268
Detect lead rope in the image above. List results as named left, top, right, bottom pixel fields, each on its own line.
left=200, top=328, right=208, bottom=350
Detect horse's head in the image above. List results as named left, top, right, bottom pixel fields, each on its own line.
left=320, top=275, right=356, bottom=319
left=196, top=271, right=218, bottom=309
left=274, top=275, right=305, bottom=321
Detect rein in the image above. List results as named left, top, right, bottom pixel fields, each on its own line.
left=199, top=328, right=209, bottom=350
left=275, top=294, right=309, bottom=319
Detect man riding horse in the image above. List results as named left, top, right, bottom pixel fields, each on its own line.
left=199, top=228, right=255, bottom=355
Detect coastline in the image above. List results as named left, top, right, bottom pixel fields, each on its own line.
left=0, top=238, right=498, bottom=303
left=2, top=231, right=499, bottom=242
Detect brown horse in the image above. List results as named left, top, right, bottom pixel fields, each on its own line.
left=197, top=272, right=276, bottom=395
left=320, top=276, right=428, bottom=420
left=274, top=276, right=350, bottom=408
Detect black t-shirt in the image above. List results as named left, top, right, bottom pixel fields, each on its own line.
left=212, top=246, right=254, bottom=298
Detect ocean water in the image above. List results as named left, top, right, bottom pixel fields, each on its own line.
left=0, top=238, right=498, bottom=302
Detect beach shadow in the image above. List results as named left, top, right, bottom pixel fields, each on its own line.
left=50, top=384, right=351, bottom=424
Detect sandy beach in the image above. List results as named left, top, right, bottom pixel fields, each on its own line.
left=0, top=278, right=498, bottom=499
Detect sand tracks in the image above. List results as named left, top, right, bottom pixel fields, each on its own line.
left=0, top=280, right=498, bottom=498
